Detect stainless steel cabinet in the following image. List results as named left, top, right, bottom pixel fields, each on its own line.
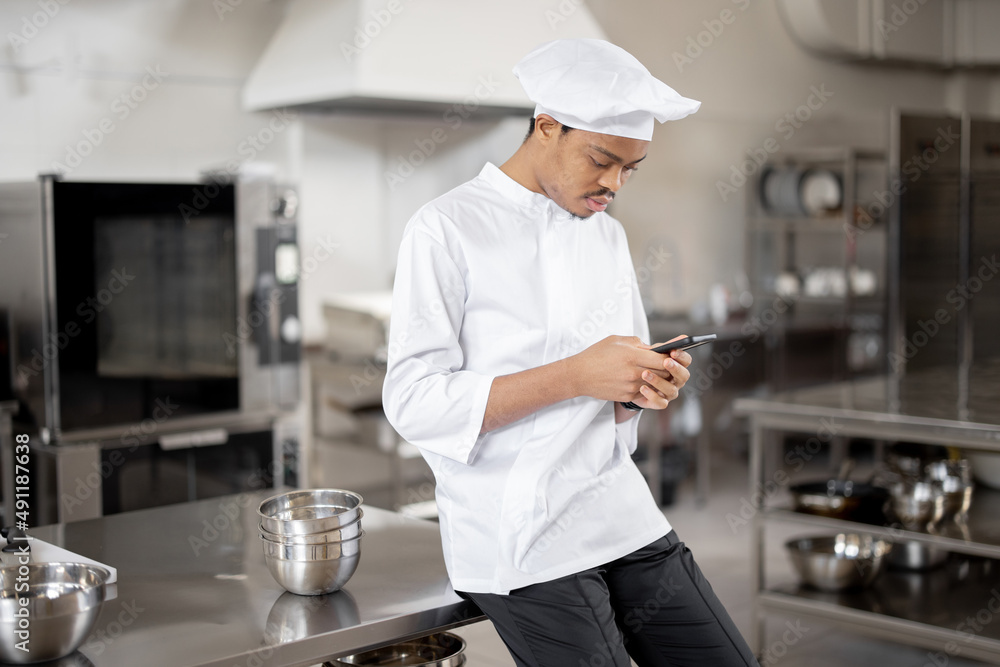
left=888, top=112, right=1000, bottom=385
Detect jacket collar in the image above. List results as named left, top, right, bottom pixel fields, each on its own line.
left=478, top=162, right=577, bottom=221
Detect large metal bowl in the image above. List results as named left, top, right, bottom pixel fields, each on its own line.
left=262, top=549, right=362, bottom=596
left=326, top=632, right=467, bottom=666
left=259, top=510, right=363, bottom=545
left=0, top=562, right=110, bottom=664
left=258, top=489, right=364, bottom=536
left=785, top=534, right=892, bottom=592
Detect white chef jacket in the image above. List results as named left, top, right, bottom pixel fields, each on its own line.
left=382, top=162, right=672, bottom=595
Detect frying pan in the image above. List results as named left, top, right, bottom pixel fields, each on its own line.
left=790, top=479, right=890, bottom=522
left=789, top=461, right=890, bottom=523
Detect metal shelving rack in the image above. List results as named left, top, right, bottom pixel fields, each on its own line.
left=745, top=147, right=889, bottom=387
left=735, top=367, right=1000, bottom=664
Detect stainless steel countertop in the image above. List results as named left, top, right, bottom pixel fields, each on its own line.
left=734, top=362, right=1000, bottom=447
left=29, top=490, right=482, bottom=667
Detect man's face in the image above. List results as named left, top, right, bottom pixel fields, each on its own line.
left=535, top=120, right=649, bottom=219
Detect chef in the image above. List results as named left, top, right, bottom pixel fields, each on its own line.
left=383, top=38, right=758, bottom=666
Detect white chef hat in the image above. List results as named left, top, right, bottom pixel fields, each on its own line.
left=513, top=39, right=701, bottom=141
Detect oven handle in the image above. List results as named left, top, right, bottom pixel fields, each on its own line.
left=159, top=428, right=229, bottom=450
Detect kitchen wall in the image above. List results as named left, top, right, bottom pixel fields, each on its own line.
left=0, top=1, right=298, bottom=181
left=2, top=0, right=998, bottom=344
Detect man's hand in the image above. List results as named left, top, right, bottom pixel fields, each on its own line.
left=568, top=335, right=692, bottom=410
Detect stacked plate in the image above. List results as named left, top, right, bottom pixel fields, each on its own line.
left=257, top=489, right=364, bottom=596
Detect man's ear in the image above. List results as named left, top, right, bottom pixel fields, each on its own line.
left=533, top=114, right=562, bottom=145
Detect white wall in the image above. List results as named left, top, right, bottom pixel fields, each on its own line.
left=0, top=0, right=297, bottom=182
left=2, top=0, right=997, bottom=345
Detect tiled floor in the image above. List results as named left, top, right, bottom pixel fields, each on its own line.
left=315, top=437, right=992, bottom=666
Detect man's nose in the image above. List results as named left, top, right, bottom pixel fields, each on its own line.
left=597, top=169, right=623, bottom=193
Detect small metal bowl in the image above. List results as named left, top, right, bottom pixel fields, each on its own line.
left=785, top=534, right=892, bottom=592
left=889, top=481, right=944, bottom=529
left=0, top=562, right=110, bottom=664
left=259, top=510, right=363, bottom=544
left=258, top=489, right=364, bottom=536
left=262, top=546, right=362, bottom=596
left=326, top=632, right=467, bottom=666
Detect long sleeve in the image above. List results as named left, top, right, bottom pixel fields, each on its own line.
left=382, top=226, right=495, bottom=465
left=615, top=242, right=650, bottom=455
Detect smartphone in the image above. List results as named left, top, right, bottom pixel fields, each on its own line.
left=650, top=334, right=717, bottom=354
left=620, top=334, right=717, bottom=410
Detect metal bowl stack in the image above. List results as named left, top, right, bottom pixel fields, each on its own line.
left=257, top=489, right=364, bottom=596
left=0, top=562, right=110, bottom=664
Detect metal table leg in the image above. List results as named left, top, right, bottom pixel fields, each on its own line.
left=749, top=415, right=766, bottom=655
left=0, top=402, right=18, bottom=526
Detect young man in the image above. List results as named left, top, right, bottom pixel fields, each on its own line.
left=383, top=39, right=758, bottom=666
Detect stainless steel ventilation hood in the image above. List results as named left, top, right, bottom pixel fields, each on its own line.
left=242, top=0, right=608, bottom=116
left=776, top=0, right=1000, bottom=68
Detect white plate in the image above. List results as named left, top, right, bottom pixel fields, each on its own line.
left=799, top=169, right=842, bottom=215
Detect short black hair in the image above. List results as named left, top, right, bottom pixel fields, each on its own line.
left=524, top=116, right=574, bottom=141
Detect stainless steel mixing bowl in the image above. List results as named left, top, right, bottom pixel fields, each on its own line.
left=258, top=510, right=363, bottom=544
left=785, top=534, right=892, bottom=592
left=889, top=480, right=944, bottom=529
left=259, top=531, right=363, bottom=561
left=258, top=489, right=364, bottom=536
left=0, top=562, right=110, bottom=664
left=326, top=632, right=467, bottom=666
left=262, top=549, right=362, bottom=596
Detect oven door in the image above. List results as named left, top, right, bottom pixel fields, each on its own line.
left=51, top=180, right=242, bottom=433
left=100, top=428, right=276, bottom=515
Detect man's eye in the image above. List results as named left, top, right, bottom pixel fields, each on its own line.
left=592, top=158, right=606, bottom=168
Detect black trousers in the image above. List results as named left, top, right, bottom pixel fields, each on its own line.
left=461, top=531, right=759, bottom=666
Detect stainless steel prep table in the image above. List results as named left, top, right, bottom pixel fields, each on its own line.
left=28, top=489, right=484, bottom=667
left=735, top=364, right=1000, bottom=663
